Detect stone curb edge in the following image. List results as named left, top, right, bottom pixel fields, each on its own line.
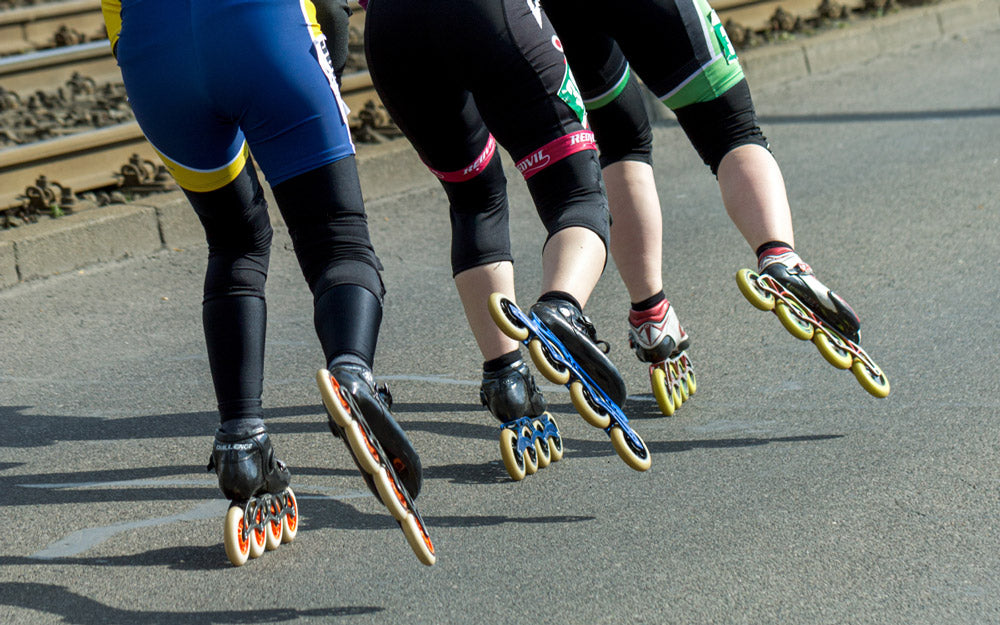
left=1, top=0, right=997, bottom=290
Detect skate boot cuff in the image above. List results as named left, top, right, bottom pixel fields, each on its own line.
left=480, top=358, right=548, bottom=423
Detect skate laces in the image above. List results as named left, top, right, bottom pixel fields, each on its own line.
left=574, top=312, right=610, bottom=354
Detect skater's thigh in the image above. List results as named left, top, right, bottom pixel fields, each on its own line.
left=115, top=4, right=246, bottom=192
left=469, top=0, right=587, bottom=161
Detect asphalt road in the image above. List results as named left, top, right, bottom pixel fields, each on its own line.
left=2, top=22, right=999, bottom=625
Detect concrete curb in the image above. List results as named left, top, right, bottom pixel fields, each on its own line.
left=1, top=0, right=997, bottom=290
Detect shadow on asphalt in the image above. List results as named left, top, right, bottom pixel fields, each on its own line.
left=0, top=582, right=379, bottom=623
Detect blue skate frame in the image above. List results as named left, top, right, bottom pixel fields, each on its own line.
left=500, top=300, right=646, bottom=453
left=501, top=414, right=560, bottom=456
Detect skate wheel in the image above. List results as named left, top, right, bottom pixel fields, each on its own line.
left=499, top=428, right=527, bottom=481
left=344, top=420, right=383, bottom=475
left=373, top=466, right=409, bottom=521
left=813, top=331, right=853, bottom=370
left=650, top=367, right=676, bottom=417
left=265, top=498, right=283, bottom=551
left=522, top=426, right=539, bottom=475
left=281, top=489, right=298, bottom=543
left=684, top=366, right=697, bottom=396
left=532, top=421, right=552, bottom=468
left=223, top=505, right=251, bottom=567
left=528, top=339, right=571, bottom=385
left=671, top=362, right=689, bottom=402
left=488, top=292, right=530, bottom=342
left=736, top=269, right=775, bottom=311
left=609, top=426, right=652, bottom=472
left=317, top=369, right=352, bottom=430
left=775, top=302, right=815, bottom=340
left=248, top=505, right=267, bottom=559
left=569, top=381, right=612, bottom=429
left=401, top=512, right=436, bottom=566
left=546, top=415, right=564, bottom=462
left=851, top=359, right=890, bottom=398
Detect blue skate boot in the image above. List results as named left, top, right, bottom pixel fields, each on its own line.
left=480, top=357, right=563, bottom=481
left=736, top=250, right=889, bottom=398
left=487, top=292, right=651, bottom=472
left=628, top=298, right=697, bottom=417
left=317, top=364, right=435, bottom=566
left=207, top=426, right=299, bottom=566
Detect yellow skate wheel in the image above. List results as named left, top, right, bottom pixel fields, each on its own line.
left=281, top=489, right=298, bottom=543
left=529, top=339, right=571, bottom=385
left=265, top=498, right=283, bottom=551
left=499, top=428, right=527, bottom=481
left=401, top=512, right=436, bottom=566
left=852, top=359, right=891, bottom=398
left=570, top=381, right=612, bottom=429
left=532, top=421, right=551, bottom=468
left=671, top=362, right=690, bottom=402
left=488, top=292, right=529, bottom=341
left=684, top=367, right=697, bottom=396
left=522, top=426, right=539, bottom=476
left=546, top=415, right=564, bottom=462
left=775, top=302, right=815, bottom=340
left=609, top=426, right=652, bottom=472
left=736, top=269, right=775, bottom=311
left=224, top=505, right=251, bottom=567
left=813, top=331, right=853, bottom=370
left=651, top=367, right=676, bottom=417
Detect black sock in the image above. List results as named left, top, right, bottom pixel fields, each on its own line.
left=631, top=290, right=665, bottom=312
left=483, top=349, right=522, bottom=373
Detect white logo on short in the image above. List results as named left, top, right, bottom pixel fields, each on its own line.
left=526, top=0, right=543, bottom=28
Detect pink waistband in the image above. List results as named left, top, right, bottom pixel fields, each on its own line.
left=515, top=130, right=596, bottom=180
left=425, top=134, right=497, bottom=183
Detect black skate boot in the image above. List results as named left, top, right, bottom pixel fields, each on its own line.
left=207, top=425, right=290, bottom=502
left=207, top=426, right=298, bottom=566
left=316, top=364, right=435, bottom=565
left=759, top=252, right=861, bottom=344
left=480, top=358, right=548, bottom=424
left=530, top=298, right=627, bottom=407
left=321, top=364, right=422, bottom=499
left=480, top=358, right=563, bottom=481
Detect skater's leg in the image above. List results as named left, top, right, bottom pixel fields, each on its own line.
left=717, top=144, right=795, bottom=252
left=540, top=226, right=606, bottom=309
left=603, top=160, right=663, bottom=304
left=454, top=261, right=522, bottom=362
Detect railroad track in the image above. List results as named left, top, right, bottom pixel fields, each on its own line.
left=1, top=0, right=879, bottom=220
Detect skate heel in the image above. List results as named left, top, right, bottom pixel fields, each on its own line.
left=736, top=268, right=890, bottom=398
left=317, top=368, right=436, bottom=566
left=207, top=427, right=298, bottom=566
left=480, top=359, right=564, bottom=481
left=627, top=300, right=698, bottom=416
left=488, top=293, right=651, bottom=472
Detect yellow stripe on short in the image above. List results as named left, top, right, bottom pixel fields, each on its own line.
left=156, top=143, right=250, bottom=193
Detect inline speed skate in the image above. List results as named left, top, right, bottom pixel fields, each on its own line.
left=488, top=293, right=651, bottom=472
left=317, top=364, right=435, bottom=566
left=627, top=298, right=696, bottom=416
left=207, top=426, right=299, bottom=567
left=736, top=251, right=889, bottom=398
left=480, top=357, right=563, bottom=481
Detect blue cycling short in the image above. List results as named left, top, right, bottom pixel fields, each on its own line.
left=106, top=0, right=354, bottom=191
